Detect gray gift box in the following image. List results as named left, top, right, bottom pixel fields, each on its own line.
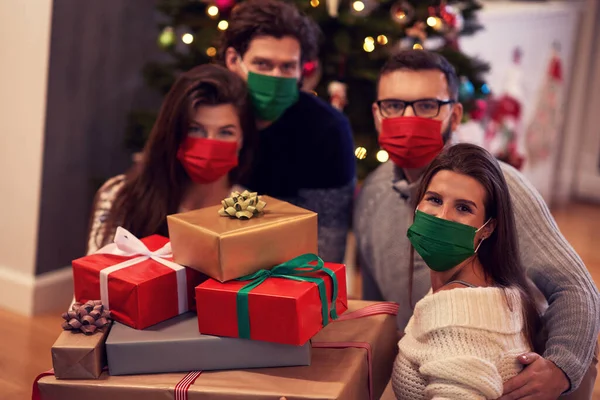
left=106, top=312, right=311, bottom=375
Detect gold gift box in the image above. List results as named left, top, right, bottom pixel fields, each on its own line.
left=167, top=195, right=318, bottom=282
left=51, top=324, right=111, bottom=379
left=37, top=300, right=398, bottom=400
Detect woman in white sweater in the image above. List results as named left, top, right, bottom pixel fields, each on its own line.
left=392, top=143, right=542, bottom=399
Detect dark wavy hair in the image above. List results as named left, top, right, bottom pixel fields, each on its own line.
left=217, top=0, right=320, bottom=64
left=379, top=49, right=459, bottom=101
left=93, top=64, right=256, bottom=249
left=413, top=143, right=542, bottom=351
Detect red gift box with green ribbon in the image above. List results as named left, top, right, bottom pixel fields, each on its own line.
left=195, top=254, right=348, bottom=346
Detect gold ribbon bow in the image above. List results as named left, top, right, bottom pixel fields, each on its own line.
left=61, top=300, right=111, bottom=335
left=218, top=190, right=267, bottom=220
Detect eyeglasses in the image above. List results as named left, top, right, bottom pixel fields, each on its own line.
left=376, top=98, right=455, bottom=119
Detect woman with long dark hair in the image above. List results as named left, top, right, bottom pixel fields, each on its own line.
left=87, top=64, right=256, bottom=253
left=392, top=143, right=542, bottom=399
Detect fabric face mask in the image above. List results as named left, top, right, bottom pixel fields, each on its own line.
left=246, top=71, right=299, bottom=121
left=237, top=56, right=299, bottom=121
left=407, top=210, right=490, bottom=272
left=176, top=137, right=238, bottom=184
left=378, top=116, right=444, bottom=169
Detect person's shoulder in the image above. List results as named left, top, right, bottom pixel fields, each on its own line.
left=499, top=161, right=533, bottom=192
left=97, top=175, right=126, bottom=199
left=295, top=92, right=350, bottom=130
left=93, top=174, right=127, bottom=211
left=359, top=162, right=395, bottom=197
left=354, top=162, right=395, bottom=220
left=499, top=161, right=547, bottom=208
left=412, top=287, right=525, bottom=336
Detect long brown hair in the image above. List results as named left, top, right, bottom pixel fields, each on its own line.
left=413, top=143, right=542, bottom=351
left=96, top=64, right=255, bottom=248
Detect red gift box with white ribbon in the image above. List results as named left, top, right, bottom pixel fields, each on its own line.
left=73, top=227, right=206, bottom=329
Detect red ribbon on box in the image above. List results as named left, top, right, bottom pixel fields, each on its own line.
left=73, top=227, right=203, bottom=329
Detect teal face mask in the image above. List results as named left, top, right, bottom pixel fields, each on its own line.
left=246, top=71, right=299, bottom=121
left=407, top=210, right=490, bottom=272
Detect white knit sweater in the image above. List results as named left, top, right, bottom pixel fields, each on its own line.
left=392, top=287, right=531, bottom=399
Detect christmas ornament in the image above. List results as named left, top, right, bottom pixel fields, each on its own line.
left=525, top=44, right=563, bottom=166
left=458, top=77, right=475, bottom=101
left=469, top=99, right=488, bottom=121
left=158, top=26, right=176, bottom=49
left=441, top=5, right=464, bottom=31
left=215, top=0, right=235, bottom=11
left=351, top=0, right=377, bottom=17
left=328, top=81, right=348, bottom=111
left=327, top=0, right=340, bottom=17
left=390, top=1, right=414, bottom=26
left=301, top=60, right=322, bottom=93
left=403, top=21, right=427, bottom=49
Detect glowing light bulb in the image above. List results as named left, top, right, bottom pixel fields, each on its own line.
left=218, top=20, right=229, bottom=30
left=207, top=5, right=219, bottom=17
left=376, top=150, right=389, bottom=163
left=310, top=0, right=319, bottom=7
left=182, top=33, right=194, bottom=44
left=352, top=1, right=365, bottom=12
left=355, top=147, right=368, bottom=160
left=364, top=36, right=374, bottom=44
left=363, top=41, right=375, bottom=52
left=413, top=43, right=424, bottom=50
left=158, top=27, right=175, bottom=48
left=206, top=47, right=217, bottom=57
left=377, top=35, right=388, bottom=45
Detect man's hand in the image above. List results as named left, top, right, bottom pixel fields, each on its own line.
left=499, top=352, right=570, bottom=400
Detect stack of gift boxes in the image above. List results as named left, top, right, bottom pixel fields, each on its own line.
left=38, top=193, right=398, bottom=400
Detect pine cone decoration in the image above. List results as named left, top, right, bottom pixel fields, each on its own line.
left=62, top=300, right=111, bottom=335
left=218, top=190, right=267, bottom=220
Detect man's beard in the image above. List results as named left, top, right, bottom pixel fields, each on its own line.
left=441, top=123, right=453, bottom=144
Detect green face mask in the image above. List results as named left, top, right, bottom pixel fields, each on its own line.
left=246, top=71, right=299, bottom=122
left=407, top=210, right=490, bottom=272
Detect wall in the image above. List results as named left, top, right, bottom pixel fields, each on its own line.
left=0, top=1, right=53, bottom=313
left=459, top=0, right=584, bottom=205
left=35, top=0, right=163, bottom=277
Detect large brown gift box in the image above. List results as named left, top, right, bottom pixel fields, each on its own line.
left=37, top=300, right=398, bottom=399
left=51, top=324, right=111, bottom=379
left=167, top=195, right=318, bottom=282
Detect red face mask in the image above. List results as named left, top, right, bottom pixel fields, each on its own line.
left=176, top=137, right=239, bottom=184
left=378, top=116, right=444, bottom=169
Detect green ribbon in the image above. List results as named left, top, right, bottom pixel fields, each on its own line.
left=235, top=253, right=339, bottom=339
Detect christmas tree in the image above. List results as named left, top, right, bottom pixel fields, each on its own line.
left=127, top=0, right=489, bottom=179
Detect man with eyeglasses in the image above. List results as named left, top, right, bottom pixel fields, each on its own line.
left=354, top=49, right=599, bottom=399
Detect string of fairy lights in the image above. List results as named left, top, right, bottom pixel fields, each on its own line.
left=156, top=0, right=470, bottom=165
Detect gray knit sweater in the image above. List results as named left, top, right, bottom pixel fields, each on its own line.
left=354, top=160, right=600, bottom=392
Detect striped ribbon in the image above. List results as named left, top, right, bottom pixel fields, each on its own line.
left=174, top=371, right=202, bottom=400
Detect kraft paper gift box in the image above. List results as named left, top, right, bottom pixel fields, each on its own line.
left=196, top=257, right=348, bottom=346
left=106, top=312, right=311, bottom=376
left=51, top=324, right=111, bottom=380
left=35, top=300, right=398, bottom=400
left=72, top=227, right=206, bottom=330
left=166, top=195, right=318, bottom=282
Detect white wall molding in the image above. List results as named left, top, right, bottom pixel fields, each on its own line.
left=0, top=265, right=73, bottom=316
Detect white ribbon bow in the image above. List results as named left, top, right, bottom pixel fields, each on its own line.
left=95, top=227, right=188, bottom=313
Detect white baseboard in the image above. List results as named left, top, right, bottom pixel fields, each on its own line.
left=0, top=265, right=73, bottom=316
